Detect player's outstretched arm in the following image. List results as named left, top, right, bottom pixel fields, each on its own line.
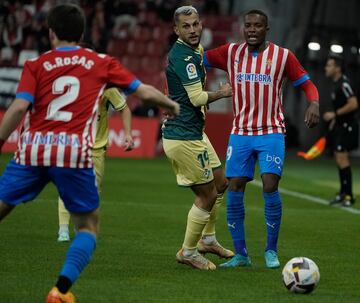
left=120, top=106, right=134, bottom=151
left=0, top=98, right=30, bottom=152
left=207, top=82, right=232, bottom=104
left=133, top=84, right=180, bottom=118
left=185, top=81, right=232, bottom=107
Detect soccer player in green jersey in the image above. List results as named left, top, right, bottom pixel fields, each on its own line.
left=162, top=6, right=233, bottom=270
left=57, top=88, right=134, bottom=242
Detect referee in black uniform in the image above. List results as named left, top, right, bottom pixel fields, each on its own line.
left=324, top=54, right=359, bottom=207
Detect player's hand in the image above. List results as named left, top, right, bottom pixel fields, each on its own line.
left=219, top=82, right=232, bottom=98
left=123, top=135, right=135, bottom=151
left=304, top=102, right=320, bottom=128
left=323, top=111, right=336, bottom=122
left=164, top=101, right=180, bottom=119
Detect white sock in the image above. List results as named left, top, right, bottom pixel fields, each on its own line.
left=183, top=248, right=197, bottom=257
left=59, top=224, right=69, bottom=234
left=202, top=234, right=216, bottom=245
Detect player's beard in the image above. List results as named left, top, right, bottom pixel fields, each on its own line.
left=189, top=41, right=200, bottom=48
left=187, top=34, right=201, bottom=48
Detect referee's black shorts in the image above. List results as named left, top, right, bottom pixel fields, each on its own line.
left=329, top=119, right=359, bottom=152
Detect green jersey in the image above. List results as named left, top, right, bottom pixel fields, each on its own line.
left=163, top=39, right=206, bottom=140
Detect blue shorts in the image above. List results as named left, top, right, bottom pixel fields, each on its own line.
left=0, top=160, right=99, bottom=213
left=225, top=134, right=285, bottom=180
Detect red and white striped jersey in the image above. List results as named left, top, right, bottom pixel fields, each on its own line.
left=205, top=42, right=309, bottom=135
left=15, top=46, right=140, bottom=168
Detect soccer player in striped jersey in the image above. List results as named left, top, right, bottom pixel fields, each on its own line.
left=0, top=4, right=179, bottom=303
left=57, top=88, right=134, bottom=242
left=203, top=10, right=320, bottom=268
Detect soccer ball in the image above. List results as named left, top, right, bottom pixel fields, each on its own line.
left=282, top=257, right=320, bottom=294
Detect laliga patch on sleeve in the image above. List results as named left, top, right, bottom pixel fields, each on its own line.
left=186, top=63, right=198, bottom=80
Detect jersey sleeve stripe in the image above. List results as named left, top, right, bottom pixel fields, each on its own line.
left=183, top=79, right=201, bottom=86
left=227, top=43, right=236, bottom=84
left=342, top=82, right=354, bottom=98
left=16, top=92, right=34, bottom=103
left=123, top=79, right=142, bottom=95
left=292, top=74, right=310, bottom=87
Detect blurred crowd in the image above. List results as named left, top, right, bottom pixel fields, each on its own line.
left=0, top=0, right=230, bottom=66
left=0, top=0, right=239, bottom=114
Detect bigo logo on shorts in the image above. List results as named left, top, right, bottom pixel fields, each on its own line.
left=266, top=154, right=282, bottom=165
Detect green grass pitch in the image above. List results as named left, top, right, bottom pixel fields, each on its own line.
left=0, top=152, right=359, bottom=302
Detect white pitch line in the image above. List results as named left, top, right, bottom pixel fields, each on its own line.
left=250, top=180, right=360, bottom=215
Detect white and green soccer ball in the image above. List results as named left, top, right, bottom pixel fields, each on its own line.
left=282, top=257, right=320, bottom=294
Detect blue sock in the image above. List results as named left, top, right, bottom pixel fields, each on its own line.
left=60, top=231, right=97, bottom=283
left=263, top=191, right=282, bottom=252
left=227, top=191, right=247, bottom=256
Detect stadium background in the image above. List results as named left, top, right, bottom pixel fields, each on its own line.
left=0, top=0, right=359, bottom=159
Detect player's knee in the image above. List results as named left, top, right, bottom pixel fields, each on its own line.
left=213, top=168, right=228, bottom=194
left=207, top=186, right=218, bottom=204
left=262, top=181, right=278, bottom=193
left=216, top=177, right=228, bottom=194
left=263, top=185, right=277, bottom=193
left=262, top=174, right=279, bottom=193
left=72, top=210, right=99, bottom=235
left=196, top=186, right=217, bottom=211
left=228, top=177, right=246, bottom=192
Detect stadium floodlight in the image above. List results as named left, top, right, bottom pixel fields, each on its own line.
left=330, top=44, right=343, bottom=53
left=350, top=46, right=357, bottom=54
left=308, top=42, right=320, bottom=51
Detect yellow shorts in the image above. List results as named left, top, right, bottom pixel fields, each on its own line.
left=92, top=147, right=106, bottom=191
left=163, top=133, right=221, bottom=187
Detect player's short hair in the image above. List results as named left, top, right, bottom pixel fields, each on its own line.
left=174, top=6, right=199, bottom=24
left=244, top=9, right=268, bottom=26
left=328, top=53, right=344, bottom=72
left=47, top=4, right=85, bottom=43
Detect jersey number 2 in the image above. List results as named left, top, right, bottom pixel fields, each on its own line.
left=46, top=76, right=80, bottom=122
